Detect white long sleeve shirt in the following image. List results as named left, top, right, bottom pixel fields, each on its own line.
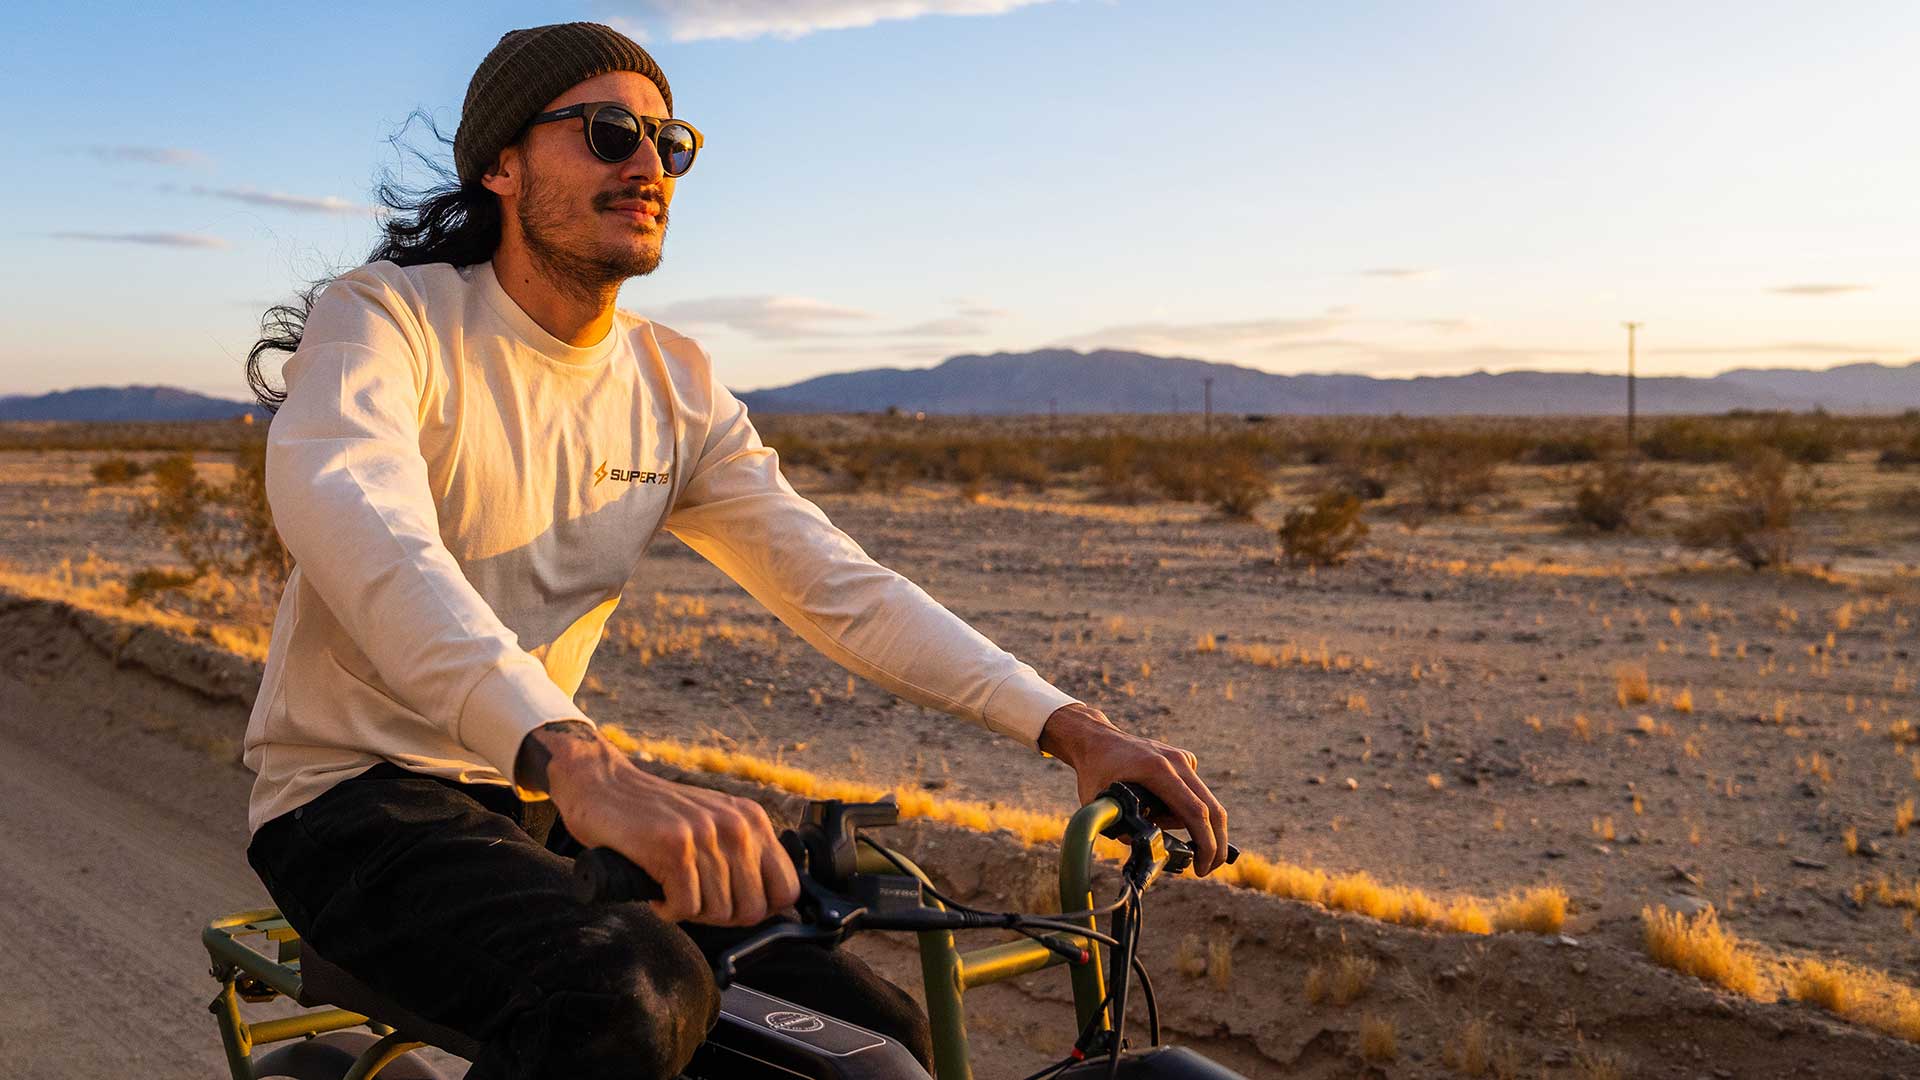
left=242, top=258, right=1078, bottom=835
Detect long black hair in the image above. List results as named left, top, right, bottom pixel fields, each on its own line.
left=245, top=111, right=503, bottom=414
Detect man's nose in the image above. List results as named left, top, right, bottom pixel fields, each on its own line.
left=620, top=135, right=664, bottom=183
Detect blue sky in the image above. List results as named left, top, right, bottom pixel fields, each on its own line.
left=3, top=1, right=1917, bottom=400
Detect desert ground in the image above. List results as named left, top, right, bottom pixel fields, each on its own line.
left=6, top=412, right=1920, bottom=1078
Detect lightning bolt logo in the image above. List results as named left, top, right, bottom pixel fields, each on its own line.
left=592, top=459, right=608, bottom=485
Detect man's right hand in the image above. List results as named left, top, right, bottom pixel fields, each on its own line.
left=516, top=721, right=802, bottom=927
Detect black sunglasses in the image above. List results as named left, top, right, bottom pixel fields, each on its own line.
left=523, top=101, right=705, bottom=178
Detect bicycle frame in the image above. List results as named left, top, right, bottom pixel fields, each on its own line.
left=201, top=793, right=1126, bottom=1080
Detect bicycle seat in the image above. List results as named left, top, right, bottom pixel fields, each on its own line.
left=296, top=942, right=485, bottom=1062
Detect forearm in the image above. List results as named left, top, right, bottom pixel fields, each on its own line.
left=513, top=719, right=604, bottom=796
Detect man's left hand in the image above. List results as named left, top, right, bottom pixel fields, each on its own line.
left=1037, top=702, right=1231, bottom=876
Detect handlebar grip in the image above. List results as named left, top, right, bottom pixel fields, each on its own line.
left=574, top=847, right=667, bottom=905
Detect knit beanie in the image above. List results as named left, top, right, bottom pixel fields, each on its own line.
left=453, top=22, right=673, bottom=185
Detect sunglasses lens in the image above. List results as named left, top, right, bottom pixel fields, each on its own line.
left=657, top=122, right=698, bottom=176
left=588, top=107, right=642, bottom=161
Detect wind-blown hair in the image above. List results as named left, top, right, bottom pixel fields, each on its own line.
left=246, top=111, right=504, bottom=413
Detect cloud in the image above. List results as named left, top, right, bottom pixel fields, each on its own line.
left=189, top=185, right=377, bottom=216
left=76, top=145, right=206, bottom=167
left=49, top=230, right=229, bottom=249
left=881, top=317, right=994, bottom=338
left=612, top=0, right=1060, bottom=42
left=650, top=294, right=874, bottom=339
left=1656, top=341, right=1894, bottom=356
left=1358, top=267, right=1433, bottom=279
left=1768, top=283, right=1871, bottom=297
left=1047, top=315, right=1344, bottom=354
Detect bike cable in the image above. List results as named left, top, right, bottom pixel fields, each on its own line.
left=856, top=836, right=1132, bottom=922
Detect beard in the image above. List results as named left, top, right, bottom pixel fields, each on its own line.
left=516, top=155, right=666, bottom=305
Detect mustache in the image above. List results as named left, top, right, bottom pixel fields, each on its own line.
left=594, top=188, right=667, bottom=212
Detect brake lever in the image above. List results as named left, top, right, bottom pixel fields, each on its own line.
left=1101, top=782, right=1241, bottom=878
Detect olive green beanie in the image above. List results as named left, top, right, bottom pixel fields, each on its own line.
left=452, top=22, right=673, bottom=185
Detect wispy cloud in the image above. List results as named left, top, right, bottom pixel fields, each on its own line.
left=1657, top=341, right=1892, bottom=356
left=75, top=145, right=207, bottom=167
left=49, top=230, right=229, bottom=249
left=189, top=185, right=377, bottom=216
left=1047, top=315, right=1345, bottom=354
left=651, top=295, right=874, bottom=340
left=880, top=316, right=993, bottom=337
left=1359, top=267, right=1433, bottom=279
left=1769, top=283, right=1871, bottom=297
left=612, top=0, right=1060, bottom=42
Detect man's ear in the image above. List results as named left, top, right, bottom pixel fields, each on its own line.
left=480, top=146, right=521, bottom=198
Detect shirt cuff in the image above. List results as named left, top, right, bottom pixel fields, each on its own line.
left=458, top=661, right=594, bottom=794
left=980, top=667, right=1081, bottom=752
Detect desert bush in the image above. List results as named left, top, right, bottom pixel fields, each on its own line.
left=130, top=446, right=288, bottom=599
left=1277, top=492, right=1369, bottom=566
left=1405, top=432, right=1503, bottom=513
left=1678, top=447, right=1809, bottom=569
left=1570, top=459, right=1667, bottom=532
left=1525, top=432, right=1604, bottom=465
left=90, top=455, right=148, bottom=484
left=1096, top=435, right=1151, bottom=504
left=1878, top=430, right=1920, bottom=469
left=1204, top=453, right=1271, bottom=520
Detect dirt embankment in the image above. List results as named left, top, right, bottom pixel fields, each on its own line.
left=6, top=584, right=1920, bottom=1078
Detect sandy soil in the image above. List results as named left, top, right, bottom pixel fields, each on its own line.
left=7, top=435, right=1920, bottom=1076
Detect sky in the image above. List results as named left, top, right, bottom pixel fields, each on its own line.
left=3, top=1, right=1917, bottom=401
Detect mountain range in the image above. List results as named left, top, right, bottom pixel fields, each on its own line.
left=736, top=349, right=1920, bottom=416
left=5, top=351, right=1919, bottom=421
left=0, top=384, right=268, bottom=422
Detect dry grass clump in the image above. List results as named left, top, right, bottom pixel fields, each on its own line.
left=1303, top=953, right=1377, bottom=1006
left=1357, top=1014, right=1397, bottom=1061
left=1612, top=661, right=1651, bottom=707
left=1640, top=904, right=1764, bottom=998
left=1443, top=1015, right=1492, bottom=1075
left=1492, top=885, right=1568, bottom=933
left=1571, top=458, right=1667, bottom=533
left=1276, top=491, right=1369, bottom=566
left=1679, top=447, right=1810, bottom=570
left=1785, top=957, right=1920, bottom=1042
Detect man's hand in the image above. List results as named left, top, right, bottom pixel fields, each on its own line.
left=1037, top=703, right=1231, bottom=877
left=516, top=721, right=802, bottom=926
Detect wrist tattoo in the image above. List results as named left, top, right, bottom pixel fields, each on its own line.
left=514, top=720, right=598, bottom=794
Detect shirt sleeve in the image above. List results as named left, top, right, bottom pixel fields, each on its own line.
left=659, top=348, right=1079, bottom=751
left=264, top=265, right=592, bottom=788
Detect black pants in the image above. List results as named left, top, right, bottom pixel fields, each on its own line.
left=246, top=761, right=934, bottom=1079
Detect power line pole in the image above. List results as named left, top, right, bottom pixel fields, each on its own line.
left=1621, top=321, right=1643, bottom=461
left=1203, top=377, right=1214, bottom=437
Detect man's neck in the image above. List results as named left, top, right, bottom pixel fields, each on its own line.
left=491, top=242, right=618, bottom=348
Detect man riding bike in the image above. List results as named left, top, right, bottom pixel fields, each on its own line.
left=240, top=22, right=1230, bottom=1080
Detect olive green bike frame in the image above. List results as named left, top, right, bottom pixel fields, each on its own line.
left=202, top=794, right=1123, bottom=1080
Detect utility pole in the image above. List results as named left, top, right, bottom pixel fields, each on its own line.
left=1203, top=377, right=1214, bottom=437
left=1621, top=322, right=1642, bottom=461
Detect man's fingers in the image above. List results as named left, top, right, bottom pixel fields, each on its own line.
left=1169, top=752, right=1230, bottom=874
left=761, top=834, right=801, bottom=911
left=653, top=838, right=701, bottom=924
left=1147, top=760, right=1218, bottom=876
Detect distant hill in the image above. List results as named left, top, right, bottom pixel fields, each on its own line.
left=0, top=385, right=267, bottom=422
left=738, top=349, right=1920, bottom=416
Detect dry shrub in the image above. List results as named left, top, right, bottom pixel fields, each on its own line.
left=1304, top=953, right=1376, bottom=1006
left=1493, top=886, right=1568, bottom=933
left=1612, top=662, right=1651, bottom=707
left=1096, top=435, right=1151, bottom=504
left=129, top=447, right=287, bottom=605
left=1407, top=433, right=1503, bottom=513
left=1785, top=957, right=1920, bottom=1041
left=90, top=454, right=148, bottom=484
left=1679, top=447, right=1810, bottom=569
left=1640, top=904, right=1764, bottom=998
left=1277, top=492, right=1369, bottom=567
left=1358, top=1015, right=1397, bottom=1062
left=1204, top=452, right=1271, bottom=520
left=1571, top=458, right=1667, bottom=532
left=1444, top=1015, right=1492, bottom=1075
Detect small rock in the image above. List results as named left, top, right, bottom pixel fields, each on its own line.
left=1571, top=960, right=1589, bottom=975
left=1664, top=893, right=1713, bottom=917
left=1344, top=777, right=1359, bottom=791
left=1668, top=864, right=1705, bottom=888
left=1542, top=849, right=1567, bottom=859
left=1791, top=856, right=1829, bottom=870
